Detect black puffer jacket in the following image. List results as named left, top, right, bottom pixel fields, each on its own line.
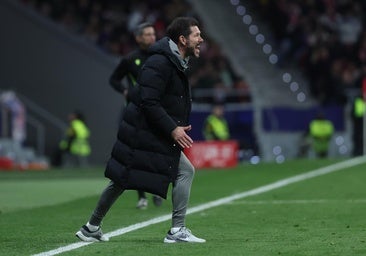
left=105, top=37, right=192, bottom=199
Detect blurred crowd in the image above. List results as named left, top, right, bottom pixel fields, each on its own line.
left=253, top=0, right=366, bottom=105
left=19, top=0, right=251, bottom=104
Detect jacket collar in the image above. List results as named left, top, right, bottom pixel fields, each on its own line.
left=168, top=39, right=189, bottom=71
left=149, top=37, right=189, bottom=72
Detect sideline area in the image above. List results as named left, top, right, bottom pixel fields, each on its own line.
left=32, top=156, right=366, bottom=256
left=0, top=179, right=107, bottom=213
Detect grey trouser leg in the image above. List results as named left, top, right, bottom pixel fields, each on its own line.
left=171, top=152, right=195, bottom=228
left=89, top=180, right=124, bottom=226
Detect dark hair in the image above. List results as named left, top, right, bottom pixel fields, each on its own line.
left=73, top=110, right=85, bottom=122
left=166, top=17, right=199, bottom=44
left=134, top=22, right=154, bottom=36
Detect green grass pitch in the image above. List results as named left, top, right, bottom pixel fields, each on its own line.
left=1, top=158, right=366, bottom=256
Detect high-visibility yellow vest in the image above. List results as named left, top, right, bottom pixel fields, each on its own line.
left=354, top=97, right=366, bottom=118
left=309, top=119, right=334, bottom=153
left=60, top=119, right=91, bottom=156
left=309, top=119, right=334, bottom=138
left=203, top=115, right=230, bottom=141
left=70, top=119, right=90, bottom=156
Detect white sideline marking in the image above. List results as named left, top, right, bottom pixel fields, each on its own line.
left=32, top=156, right=366, bottom=256
left=229, top=199, right=366, bottom=205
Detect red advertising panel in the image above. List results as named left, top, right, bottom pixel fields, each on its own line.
left=184, top=140, right=239, bottom=169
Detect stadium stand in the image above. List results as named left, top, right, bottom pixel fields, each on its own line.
left=251, top=0, right=366, bottom=106
left=189, top=0, right=362, bottom=160
left=2, top=0, right=363, bottom=164
left=18, top=0, right=252, bottom=104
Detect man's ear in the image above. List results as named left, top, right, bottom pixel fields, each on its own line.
left=179, top=35, right=186, bottom=46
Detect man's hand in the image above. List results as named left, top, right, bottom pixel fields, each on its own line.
left=171, top=125, right=193, bottom=148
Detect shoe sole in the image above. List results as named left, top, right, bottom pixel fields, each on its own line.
left=163, top=237, right=206, bottom=243
left=163, top=238, right=179, bottom=243
left=75, top=231, right=109, bottom=242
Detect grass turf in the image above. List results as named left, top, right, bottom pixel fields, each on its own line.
left=1, top=158, right=366, bottom=256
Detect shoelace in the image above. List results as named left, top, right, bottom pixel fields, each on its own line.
left=179, top=227, right=192, bottom=235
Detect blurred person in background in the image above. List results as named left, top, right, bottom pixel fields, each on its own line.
left=351, top=93, right=365, bottom=156
left=109, top=22, right=155, bottom=105
left=109, top=22, right=162, bottom=209
left=307, top=111, right=334, bottom=158
left=203, top=103, right=230, bottom=141
left=76, top=17, right=206, bottom=244
left=59, top=111, right=91, bottom=167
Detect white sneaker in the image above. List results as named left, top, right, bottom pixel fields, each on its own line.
left=163, top=227, right=206, bottom=243
left=136, top=198, right=148, bottom=209
left=75, top=225, right=109, bottom=242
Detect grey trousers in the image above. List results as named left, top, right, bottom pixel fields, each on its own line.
left=89, top=152, right=195, bottom=228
